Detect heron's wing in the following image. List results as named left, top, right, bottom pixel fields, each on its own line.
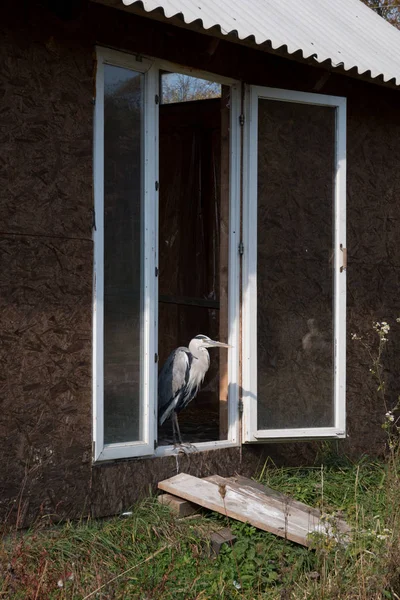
left=158, top=347, right=191, bottom=425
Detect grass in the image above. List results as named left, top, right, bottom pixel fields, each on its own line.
left=1, top=449, right=400, bottom=599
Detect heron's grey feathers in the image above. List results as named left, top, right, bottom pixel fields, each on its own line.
left=158, top=335, right=225, bottom=431
left=158, top=347, right=192, bottom=425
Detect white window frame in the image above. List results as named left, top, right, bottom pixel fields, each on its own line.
left=242, top=85, right=347, bottom=442
left=93, top=47, right=241, bottom=461
left=93, top=47, right=158, bottom=461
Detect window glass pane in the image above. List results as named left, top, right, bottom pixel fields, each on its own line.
left=257, top=99, right=335, bottom=430
left=103, top=64, right=143, bottom=444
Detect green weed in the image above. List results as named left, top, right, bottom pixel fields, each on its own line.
left=1, top=455, right=399, bottom=599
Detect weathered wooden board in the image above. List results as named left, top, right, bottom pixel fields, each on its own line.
left=206, top=474, right=318, bottom=521
left=225, top=475, right=320, bottom=518
left=207, top=475, right=351, bottom=538
left=159, top=473, right=349, bottom=546
left=158, top=493, right=199, bottom=517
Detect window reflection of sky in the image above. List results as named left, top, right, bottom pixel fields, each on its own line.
left=105, top=64, right=139, bottom=89
left=161, top=71, right=221, bottom=104
left=105, top=64, right=142, bottom=109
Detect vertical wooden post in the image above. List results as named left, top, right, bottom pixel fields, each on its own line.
left=219, top=85, right=230, bottom=440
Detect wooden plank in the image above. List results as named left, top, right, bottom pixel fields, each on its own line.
left=158, top=493, right=199, bottom=517
left=219, top=85, right=230, bottom=440
left=225, top=476, right=350, bottom=535
left=158, top=473, right=330, bottom=546
left=158, top=294, right=220, bottom=309
left=205, top=475, right=326, bottom=539
left=225, top=475, right=321, bottom=517
left=207, top=475, right=350, bottom=537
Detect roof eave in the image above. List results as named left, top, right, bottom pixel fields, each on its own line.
left=90, top=0, right=400, bottom=90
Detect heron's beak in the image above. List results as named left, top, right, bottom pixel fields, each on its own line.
left=207, top=340, right=231, bottom=349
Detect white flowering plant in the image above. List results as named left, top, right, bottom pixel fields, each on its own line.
left=351, top=319, right=400, bottom=447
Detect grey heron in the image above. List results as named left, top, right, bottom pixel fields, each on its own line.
left=158, top=334, right=230, bottom=447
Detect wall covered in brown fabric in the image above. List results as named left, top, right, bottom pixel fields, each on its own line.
left=1, top=0, right=400, bottom=525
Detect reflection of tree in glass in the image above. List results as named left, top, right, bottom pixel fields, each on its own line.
left=162, top=73, right=221, bottom=104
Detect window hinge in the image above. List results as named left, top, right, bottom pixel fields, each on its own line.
left=340, top=244, right=347, bottom=272
left=155, top=181, right=159, bottom=191
left=155, top=353, right=158, bottom=363
left=92, top=440, right=95, bottom=459
left=239, top=400, right=244, bottom=413
left=155, top=94, right=159, bottom=104
left=239, top=114, right=245, bottom=126
left=238, top=241, right=244, bottom=255
left=155, top=267, right=159, bottom=277
left=92, top=207, right=96, bottom=231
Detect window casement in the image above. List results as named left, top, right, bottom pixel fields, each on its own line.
left=93, top=48, right=241, bottom=461
left=93, top=49, right=159, bottom=460
left=242, top=86, right=347, bottom=442
left=93, top=48, right=347, bottom=462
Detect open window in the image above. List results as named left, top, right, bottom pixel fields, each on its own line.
left=93, top=48, right=240, bottom=461
left=93, top=48, right=347, bottom=461
left=156, top=70, right=240, bottom=452
left=242, top=86, right=346, bottom=442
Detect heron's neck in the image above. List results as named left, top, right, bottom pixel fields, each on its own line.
left=189, top=341, right=209, bottom=362
left=189, top=344, right=210, bottom=380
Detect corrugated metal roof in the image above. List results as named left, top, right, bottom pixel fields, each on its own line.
left=122, top=0, right=400, bottom=86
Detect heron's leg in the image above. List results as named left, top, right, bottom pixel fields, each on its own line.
left=172, top=412, right=184, bottom=445
left=171, top=412, right=197, bottom=454
left=171, top=412, right=178, bottom=446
